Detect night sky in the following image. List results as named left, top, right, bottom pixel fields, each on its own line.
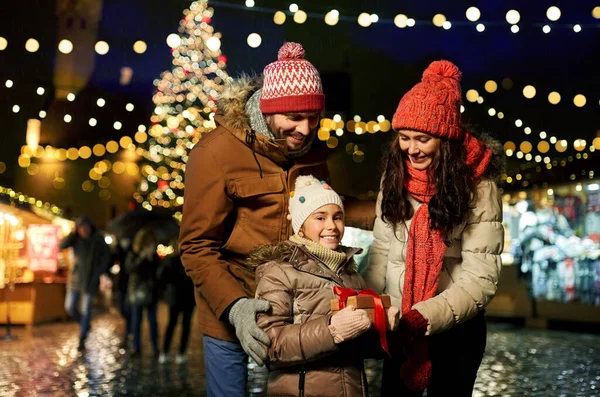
left=1, top=0, right=599, bottom=197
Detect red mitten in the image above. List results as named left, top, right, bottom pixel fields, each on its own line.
left=400, top=336, right=432, bottom=392
left=398, top=309, right=428, bottom=339
left=397, top=310, right=431, bottom=392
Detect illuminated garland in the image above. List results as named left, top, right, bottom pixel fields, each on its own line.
left=0, top=185, right=63, bottom=217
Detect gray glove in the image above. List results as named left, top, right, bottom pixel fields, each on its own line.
left=228, top=298, right=272, bottom=366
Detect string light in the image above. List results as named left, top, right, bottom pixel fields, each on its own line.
left=58, top=39, right=73, bottom=54
left=0, top=185, right=64, bottom=216
left=247, top=33, right=262, bottom=48
left=25, top=38, right=39, bottom=53
left=133, top=40, right=147, bottom=54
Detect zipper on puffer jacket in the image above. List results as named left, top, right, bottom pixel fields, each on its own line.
left=298, top=365, right=306, bottom=397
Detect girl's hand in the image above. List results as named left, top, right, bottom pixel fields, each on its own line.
left=328, top=306, right=371, bottom=344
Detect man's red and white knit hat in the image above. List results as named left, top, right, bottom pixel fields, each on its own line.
left=260, top=42, right=325, bottom=114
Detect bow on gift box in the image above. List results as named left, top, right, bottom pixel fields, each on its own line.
left=333, top=286, right=390, bottom=357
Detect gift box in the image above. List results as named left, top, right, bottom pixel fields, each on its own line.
left=330, top=294, right=392, bottom=323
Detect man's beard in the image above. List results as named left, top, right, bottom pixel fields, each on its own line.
left=287, top=130, right=316, bottom=159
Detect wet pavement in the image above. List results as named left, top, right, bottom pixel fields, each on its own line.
left=0, top=307, right=598, bottom=396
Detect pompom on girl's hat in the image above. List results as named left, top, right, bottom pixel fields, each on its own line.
left=288, top=175, right=343, bottom=234
left=392, top=60, right=463, bottom=140
left=260, top=42, right=325, bottom=114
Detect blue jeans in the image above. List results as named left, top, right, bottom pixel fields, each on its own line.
left=131, top=304, right=158, bottom=352
left=203, top=335, right=248, bottom=397
left=64, top=289, right=93, bottom=341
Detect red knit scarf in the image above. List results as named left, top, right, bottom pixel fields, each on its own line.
left=401, top=132, right=493, bottom=314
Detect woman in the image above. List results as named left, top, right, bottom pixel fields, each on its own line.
left=125, top=228, right=161, bottom=357
left=364, top=60, right=504, bottom=396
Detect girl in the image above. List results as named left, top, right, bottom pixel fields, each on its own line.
left=249, top=175, right=399, bottom=397
left=364, top=60, right=504, bottom=396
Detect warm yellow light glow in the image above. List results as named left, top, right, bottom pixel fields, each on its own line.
left=504, top=141, right=516, bottom=151
left=318, top=129, right=330, bottom=141
left=25, top=38, right=39, bottom=52
left=206, top=37, right=221, bottom=51
left=95, top=41, right=109, bottom=55
left=293, top=10, right=307, bottom=24
left=133, top=40, right=147, bottom=54
left=519, top=141, right=532, bottom=154
left=506, top=10, right=520, bottom=24
left=523, top=85, right=536, bottom=99
left=466, top=7, right=481, bottom=22
left=324, top=11, right=339, bottom=26
left=537, top=141, right=550, bottom=153
left=466, top=89, right=479, bottom=102
left=113, top=162, right=125, bottom=174
left=0, top=37, right=7, bottom=51
left=573, top=94, right=586, bottom=107
left=548, top=91, right=561, bottom=104
left=135, top=131, right=148, bottom=143
left=394, top=14, right=408, bottom=28
left=67, top=148, right=79, bottom=160
left=327, top=137, right=338, bottom=149
left=80, top=146, right=92, bottom=159
left=93, top=144, right=106, bottom=157
left=273, top=11, right=286, bottom=24
left=594, top=6, right=600, bottom=19
left=58, top=39, right=73, bottom=54
left=26, top=119, right=41, bottom=150
left=106, top=141, right=119, bottom=153
left=120, top=136, right=133, bottom=148
left=247, top=33, right=262, bottom=48
left=546, top=6, right=561, bottom=21
left=166, top=34, right=181, bottom=48
left=432, top=14, right=446, bottom=27
left=485, top=80, right=497, bottom=93
left=358, top=13, right=372, bottom=27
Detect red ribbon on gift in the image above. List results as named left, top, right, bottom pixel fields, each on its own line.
left=333, top=286, right=390, bottom=357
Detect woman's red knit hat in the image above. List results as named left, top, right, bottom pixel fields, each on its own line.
left=392, top=60, right=463, bottom=140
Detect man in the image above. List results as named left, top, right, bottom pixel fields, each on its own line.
left=60, top=215, right=111, bottom=351
left=179, top=42, right=336, bottom=396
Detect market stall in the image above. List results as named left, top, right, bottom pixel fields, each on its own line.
left=0, top=190, right=74, bottom=327
left=486, top=180, right=600, bottom=326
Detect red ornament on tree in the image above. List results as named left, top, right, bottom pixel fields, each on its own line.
left=202, top=16, right=212, bottom=23
left=158, top=180, right=169, bottom=191
left=218, top=55, right=227, bottom=64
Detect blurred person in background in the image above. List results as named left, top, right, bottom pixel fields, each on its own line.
left=115, top=237, right=133, bottom=348
left=60, top=215, right=112, bottom=351
left=125, top=228, right=161, bottom=357
left=158, top=236, right=196, bottom=364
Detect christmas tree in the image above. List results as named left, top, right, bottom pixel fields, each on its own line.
left=133, top=0, right=231, bottom=219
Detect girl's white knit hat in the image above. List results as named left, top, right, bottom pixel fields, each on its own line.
left=289, top=175, right=344, bottom=234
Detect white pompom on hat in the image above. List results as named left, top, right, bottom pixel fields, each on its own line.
left=288, top=175, right=344, bottom=234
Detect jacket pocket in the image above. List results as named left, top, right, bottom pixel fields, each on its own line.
left=230, top=173, right=284, bottom=198
left=223, top=174, right=286, bottom=255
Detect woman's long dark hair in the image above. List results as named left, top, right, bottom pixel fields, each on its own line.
left=380, top=134, right=478, bottom=245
